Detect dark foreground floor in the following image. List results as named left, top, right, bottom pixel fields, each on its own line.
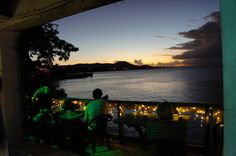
left=9, top=139, right=147, bottom=156
left=9, top=139, right=211, bottom=156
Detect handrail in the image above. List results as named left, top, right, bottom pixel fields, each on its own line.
left=52, top=97, right=223, bottom=122
left=62, top=97, right=223, bottom=108
left=52, top=97, right=223, bottom=152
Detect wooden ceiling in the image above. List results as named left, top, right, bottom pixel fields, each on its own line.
left=0, top=0, right=121, bottom=31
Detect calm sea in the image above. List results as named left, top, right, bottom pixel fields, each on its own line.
left=59, top=67, right=223, bottom=105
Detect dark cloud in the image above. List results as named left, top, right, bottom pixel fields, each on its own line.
left=156, top=57, right=221, bottom=67
left=204, top=12, right=220, bottom=23
left=134, top=59, right=143, bottom=65
left=180, top=58, right=222, bottom=66
left=168, top=11, right=222, bottom=66
left=157, top=60, right=183, bottom=67
left=173, top=40, right=221, bottom=59
left=169, top=40, right=202, bottom=50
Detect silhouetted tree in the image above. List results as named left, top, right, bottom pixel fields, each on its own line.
left=18, top=23, right=78, bottom=67
left=17, top=23, right=79, bottom=96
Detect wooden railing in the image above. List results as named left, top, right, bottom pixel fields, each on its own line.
left=52, top=98, right=223, bottom=154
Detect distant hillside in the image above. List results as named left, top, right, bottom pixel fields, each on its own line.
left=52, top=61, right=156, bottom=75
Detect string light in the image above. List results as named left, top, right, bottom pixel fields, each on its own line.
left=50, top=99, right=223, bottom=125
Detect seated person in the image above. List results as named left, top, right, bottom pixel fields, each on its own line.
left=32, top=85, right=50, bottom=101
left=146, top=102, right=187, bottom=156
left=32, top=94, right=54, bottom=145
left=59, top=100, right=81, bottom=120
left=30, top=85, right=51, bottom=118
left=62, top=100, right=79, bottom=112
left=84, top=88, right=109, bottom=131
left=56, top=100, right=85, bottom=149
left=156, top=102, right=173, bottom=120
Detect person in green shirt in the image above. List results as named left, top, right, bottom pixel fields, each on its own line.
left=30, top=85, right=54, bottom=144
left=84, top=88, right=108, bottom=131
left=32, top=85, right=50, bottom=101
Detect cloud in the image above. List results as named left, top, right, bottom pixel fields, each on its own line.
left=134, top=59, right=143, bottom=65
left=156, top=57, right=221, bottom=67
left=168, top=11, right=222, bottom=66
left=155, top=35, right=165, bottom=38
left=160, top=54, right=175, bottom=57
left=204, top=12, right=220, bottom=23
left=168, top=40, right=202, bottom=50
left=181, top=58, right=222, bottom=66
left=188, top=18, right=198, bottom=24
left=156, top=60, right=183, bottom=67
left=155, top=35, right=177, bottom=40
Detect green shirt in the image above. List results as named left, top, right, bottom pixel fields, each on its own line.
left=84, top=99, right=108, bottom=130
left=32, top=86, right=50, bottom=100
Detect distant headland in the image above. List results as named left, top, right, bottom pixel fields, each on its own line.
left=52, top=61, right=161, bottom=73
left=51, top=61, right=164, bottom=79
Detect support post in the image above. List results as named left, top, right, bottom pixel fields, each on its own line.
left=0, top=31, right=24, bottom=147
left=117, top=102, right=124, bottom=144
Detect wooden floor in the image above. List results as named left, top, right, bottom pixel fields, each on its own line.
left=9, top=139, right=147, bottom=156
left=9, top=139, right=209, bottom=156
left=9, top=141, right=75, bottom=156
left=86, top=140, right=147, bottom=156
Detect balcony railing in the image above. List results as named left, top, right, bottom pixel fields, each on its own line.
left=51, top=98, right=223, bottom=154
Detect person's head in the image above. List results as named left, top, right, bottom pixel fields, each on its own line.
left=157, top=102, right=173, bottom=120
left=92, top=88, right=103, bottom=99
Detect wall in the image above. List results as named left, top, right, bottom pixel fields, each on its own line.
left=221, top=0, right=236, bottom=156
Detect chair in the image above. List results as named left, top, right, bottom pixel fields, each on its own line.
left=87, top=114, right=112, bottom=153
left=145, top=120, right=187, bottom=156
left=212, top=122, right=224, bottom=156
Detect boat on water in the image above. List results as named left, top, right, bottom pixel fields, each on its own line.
left=59, top=72, right=93, bottom=80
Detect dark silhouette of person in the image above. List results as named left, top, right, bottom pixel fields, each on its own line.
left=156, top=102, right=173, bottom=120
left=146, top=102, right=186, bottom=156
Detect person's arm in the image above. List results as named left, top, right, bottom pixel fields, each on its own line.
left=103, top=100, right=109, bottom=114
left=83, top=106, right=88, bottom=124
left=32, top=109, right=48, bottom=122
left=102, top=95, right=108, bottom=100
left=32, top=86, right=50, bottom=101
left=33, top=112, right=43, bottom=122
left=32, top=90, right=39, bottom=101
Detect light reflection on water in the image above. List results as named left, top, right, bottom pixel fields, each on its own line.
left=59, top=67, right=223, bottom=105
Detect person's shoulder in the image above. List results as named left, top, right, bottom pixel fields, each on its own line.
left=100, top=99, right=108, bottom=105
left=92, top=99, right=106, bottom=103
left=87, top=100, right=99, bottom=106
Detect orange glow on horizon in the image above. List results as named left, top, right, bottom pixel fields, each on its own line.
left=53, top=50, right=187, bottom=67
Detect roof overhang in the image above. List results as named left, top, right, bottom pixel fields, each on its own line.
left=0, top=0, right=122, bottom=31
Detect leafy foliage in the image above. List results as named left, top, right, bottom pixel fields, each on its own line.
left=18, top=23, right=78, bottom=67
left=17, top=23, right=79, bottom=96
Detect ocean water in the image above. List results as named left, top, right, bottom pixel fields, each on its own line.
left=59, top=67, right=223, bottom=105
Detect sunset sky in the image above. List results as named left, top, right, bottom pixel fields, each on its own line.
left=53, top=0, right=221, bottom=67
